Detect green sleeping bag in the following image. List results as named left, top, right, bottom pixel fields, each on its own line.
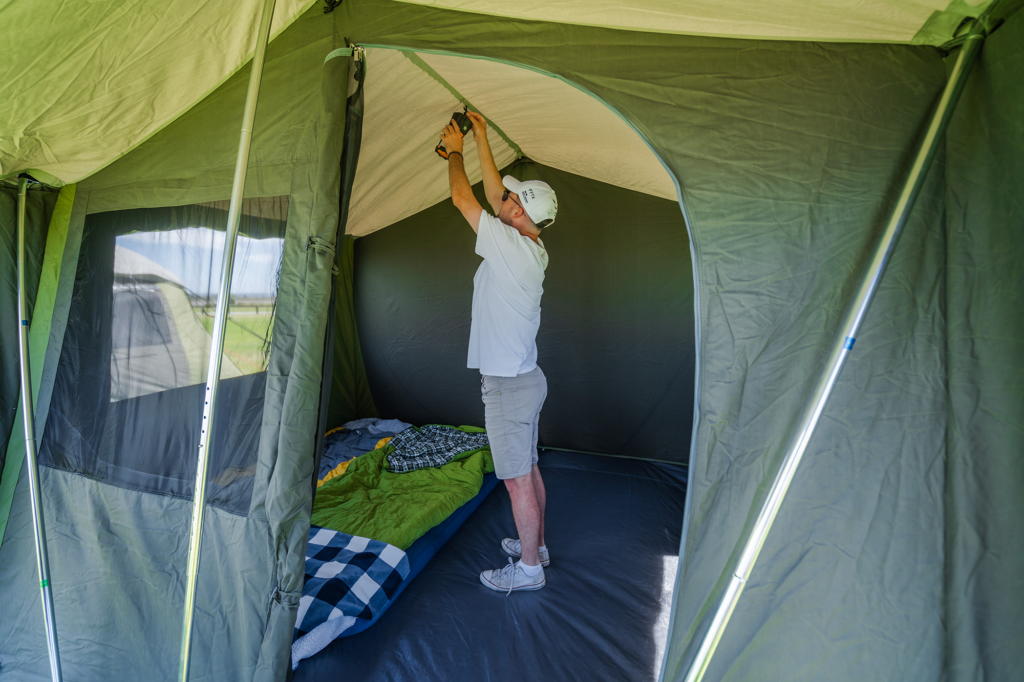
left=311, top=425, right=495, bottom=550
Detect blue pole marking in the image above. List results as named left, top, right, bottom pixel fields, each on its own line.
left=843, top=337, right=856, bottom=350
left=22, top=320, right=29, bottom=326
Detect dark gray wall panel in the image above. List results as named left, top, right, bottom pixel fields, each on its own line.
left=944, top=10, right=1024, bottom=680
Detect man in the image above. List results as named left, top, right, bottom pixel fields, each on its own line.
left=439, top=111, right=557, bottom=593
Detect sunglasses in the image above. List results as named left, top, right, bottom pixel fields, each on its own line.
left=501, top=189, right=522, bottom=208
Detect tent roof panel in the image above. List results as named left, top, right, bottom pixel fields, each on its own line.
left=0, top=0, right=316, bottom=185
left=418, top=52, right=677, bottom=202
left=348, top=47, right=676, bottom=237
left=393, top=0, right=990, bottom=43
left=347, top=48, right=518, bottom=237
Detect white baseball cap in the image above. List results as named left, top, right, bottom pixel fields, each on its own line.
left=502, top=176, right=558, bottom=227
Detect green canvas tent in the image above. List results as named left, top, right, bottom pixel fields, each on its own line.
left=1, top=0, right=1022, bottom=680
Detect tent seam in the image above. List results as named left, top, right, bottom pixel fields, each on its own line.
left=399, top=51, right=523, bottom=159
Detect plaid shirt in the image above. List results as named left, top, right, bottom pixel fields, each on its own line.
left=386, top=425, right=489, bottom=473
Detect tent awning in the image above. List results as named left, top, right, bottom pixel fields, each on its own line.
left=0, top=0, right=316, bottom=186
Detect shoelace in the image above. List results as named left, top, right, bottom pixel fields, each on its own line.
left=495, top=557, right=518, bottom=596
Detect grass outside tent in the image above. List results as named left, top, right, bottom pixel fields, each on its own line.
left=200, top=308, right=274, bottom=374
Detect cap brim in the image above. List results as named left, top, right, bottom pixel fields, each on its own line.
left=502, top=175, right=524, bottom=193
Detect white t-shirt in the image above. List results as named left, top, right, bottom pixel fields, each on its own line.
left=467, top=212, right=548, bottom=377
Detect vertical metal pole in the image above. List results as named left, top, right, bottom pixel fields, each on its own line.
left=681, top=24, right=987, bottom=682
left=16, top=174, right=63, bottom=682
left=177, top=0, right=277, bottom=679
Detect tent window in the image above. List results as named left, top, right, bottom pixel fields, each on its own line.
left=109, top=227, right=283, bottom=401
left=111, top=285, right=173, bottom=349
left=39, top=198, right=288, bottom=515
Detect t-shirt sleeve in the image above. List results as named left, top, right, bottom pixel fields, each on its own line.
left=474, top=212, right=547, bottom=292
left=475, top=212, right=521, bottom=262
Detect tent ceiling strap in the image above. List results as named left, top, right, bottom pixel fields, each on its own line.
left=398, top=50, right=523, bottom=159
left=323, top=47, right=354, bottom=64
left=307, top=236, right=340, bottom=275
left=177, top=0, right=278, bottom=680
left=678, top=19, right=990, bottom=682
left=306, top=235, right=336, bottom=255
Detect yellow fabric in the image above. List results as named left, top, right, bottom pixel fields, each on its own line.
left=315, top=437, right=393, bottom=487
left=324, top=426, right=346, bottom=437
left=317, top=458, right=355, bottom=488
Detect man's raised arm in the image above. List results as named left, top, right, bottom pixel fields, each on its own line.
left=466, top=111, right=504, bottom=215
left=440, top=119, right=483, bottom=233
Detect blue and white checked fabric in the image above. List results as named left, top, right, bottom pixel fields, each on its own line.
left=295, top=526, right=410, bottom=638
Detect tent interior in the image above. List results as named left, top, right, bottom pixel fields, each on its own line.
left=1, top=0, right=1022, bottom=680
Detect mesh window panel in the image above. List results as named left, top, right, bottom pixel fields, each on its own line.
left=40, top=198, right=288, bottom=515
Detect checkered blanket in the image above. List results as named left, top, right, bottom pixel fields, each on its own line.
left=386, top=424, right=490, bottom=473
left=292, top=526, right=410, bottom=668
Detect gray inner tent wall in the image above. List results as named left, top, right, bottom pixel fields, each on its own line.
left=667, top=14, right=1024, bottom=682
left=660, top=36, right=952, bottom=682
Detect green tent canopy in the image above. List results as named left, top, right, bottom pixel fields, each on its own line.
left=1, top=0, right=1021, bottom=680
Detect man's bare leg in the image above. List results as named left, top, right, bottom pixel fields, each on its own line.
left=505, top=473, right=541, bottom=566
left=531, top=464, right=546, bottom=548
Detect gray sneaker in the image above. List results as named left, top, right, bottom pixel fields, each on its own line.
left=501, top=538, right=550, bottom=567
left=480, top=558, right=546, bottom=594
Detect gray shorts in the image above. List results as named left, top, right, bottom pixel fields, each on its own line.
left=481, top=367, right=547, bottom=480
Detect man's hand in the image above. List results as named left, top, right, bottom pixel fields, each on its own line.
left=466, top=111, right=488, bottom=143
left=440, top=120, right=465, bottom=156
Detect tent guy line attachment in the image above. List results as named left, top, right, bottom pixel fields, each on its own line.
left=16, top=173, right=63, bottom=682
left=679, top=20, right=989, bottom=682
left=176, top=0, right=278, bottom=680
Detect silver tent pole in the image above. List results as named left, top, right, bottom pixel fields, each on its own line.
left=16, top=174, right=63, bottom=682
left=681, top=21, right=988, bottom=682
left=177, top=0, right=277, bottom=679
